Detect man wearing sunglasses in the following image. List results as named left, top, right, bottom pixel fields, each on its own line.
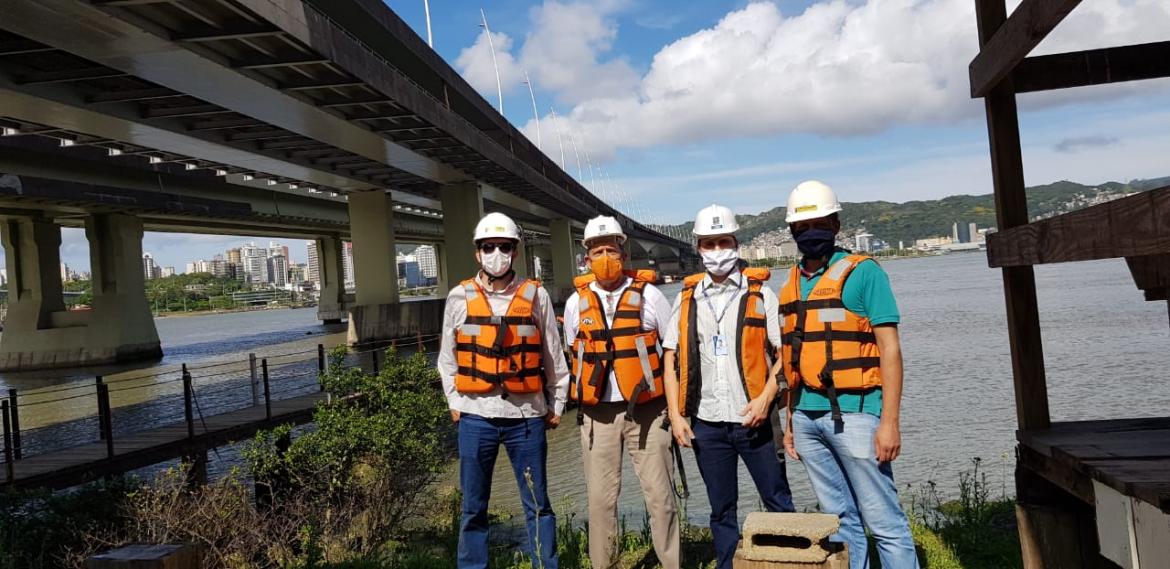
left=777, top=181, right=915, bottom=569
left=662, top=204, right=794, bottom=569
left=438, top=212, right=570, bottom=569
left=562, top=215, right=679, bottom=568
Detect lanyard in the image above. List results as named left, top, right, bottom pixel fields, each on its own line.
left=701, top=277, right=741, bottom=327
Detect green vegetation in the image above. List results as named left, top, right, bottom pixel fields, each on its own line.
left=0, top=353, right=1022, bottom=568
left=665, top=177, right=1168, bottom=246
left=59, top=272, right=315, bottom=313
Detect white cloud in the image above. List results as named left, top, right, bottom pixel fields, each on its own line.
left=511, top=0, right=1170, bottom=159
left=454, top=29, right=524, bottom=99
left=456, top=1, right=639, bottom=108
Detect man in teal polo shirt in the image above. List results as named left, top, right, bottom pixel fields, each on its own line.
left=777, top=180, right=917, bottom=569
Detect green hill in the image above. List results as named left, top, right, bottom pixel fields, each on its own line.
left=664, top=177, right=1167, bottom=246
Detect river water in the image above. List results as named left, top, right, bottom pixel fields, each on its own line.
left=3, top=253, right=1168, bottom=527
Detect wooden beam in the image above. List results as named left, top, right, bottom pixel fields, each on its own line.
left=1125, top=254, right=1170, bottom=302
left=969, top=0, right=1082, bottom=98
left=976, top=0, right=1050, bottom=432
left=1014, top=41, right=1170, bottom=93
left=987, top=185, right=1170, bottom=267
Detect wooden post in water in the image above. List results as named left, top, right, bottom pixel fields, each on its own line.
left=249, top=353, right=259, bottom=406
left=7, top=389, right=20, bottom=459
left=2, top=400, right=13, bottom=482
left=262, top=358, right=271, bottom=419
left=182, top=364, right=194, bottom=439
left=96, top=376, right=106, bottom=440
left=97, top=384, right=114, bottom=458
left=317, top=344, right=326, bottom=392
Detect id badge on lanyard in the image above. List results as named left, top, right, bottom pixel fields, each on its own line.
left=703, top=280, right=739, bottom=358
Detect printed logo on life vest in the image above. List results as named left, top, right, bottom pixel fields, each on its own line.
left=582, top=317, right=594, bottom=326
left=513, top=306, right=532, bottom=316
left=811, top=288, right=836, bottom=297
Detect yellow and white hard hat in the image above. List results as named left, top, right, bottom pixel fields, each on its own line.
left=582, top=215, right=626, bottom=248
left=473, top=212, right=521, bottom=242
left=785, top=180, right=843, bottom=224
left=692, top=204, right=739, bottom=237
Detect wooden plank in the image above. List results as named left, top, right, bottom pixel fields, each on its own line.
left=1019, top=444, right=1096, bottom=504
left=976, top=0, right=1050, bottom=431
left=1126, top=255, right=1170, bottom=302
left=969, top=0, right=1083, bottom=97
left=988, top=185, right=1170, bottom=267
left=1014, top=41, right=1170, bottom=93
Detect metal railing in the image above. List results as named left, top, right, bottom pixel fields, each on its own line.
left=0, top=333, right=444, bottom=482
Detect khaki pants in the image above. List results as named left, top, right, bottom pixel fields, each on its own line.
left=580, top=398, right=680, bottom=569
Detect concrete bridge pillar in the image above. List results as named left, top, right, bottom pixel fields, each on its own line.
left=348, top=191, right=399, bottom=306
left=0, top=214, right=161, bottom=370
left=548, top=218, right=577, bottom=303
left=315, top=234, right=348, bottom=324
left=439, top=181, right=483, bottom=290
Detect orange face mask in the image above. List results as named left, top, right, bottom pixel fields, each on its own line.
left=590, top=255, right=624, bottom=282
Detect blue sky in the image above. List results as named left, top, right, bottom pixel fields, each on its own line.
left=24, top=0, right=1170, bottom=271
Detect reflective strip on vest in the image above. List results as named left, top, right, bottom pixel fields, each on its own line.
left=826, top=259, right=854, bottom=281
left=519, top=282, right=537, bottom=301
left=515, top=325, right=538, bottom=338
left=817, top=308, right=847, bottom=323
left=459, top=324, right=482, bottom=336
left=578, top=295, right=590, bottom=312
left=464, top=283, right=479, bottom=300
left=634, top=335, right=655, bottom=393
left=751, top=298, right=766, bottom=317
left=625, top=291, right=642, bottom=308
left=575, top=342, right=586, bottom=380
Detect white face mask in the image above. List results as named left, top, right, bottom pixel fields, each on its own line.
left=480, top=249, right=513, bottom=277
left=702, top=248, right=739, bottom=277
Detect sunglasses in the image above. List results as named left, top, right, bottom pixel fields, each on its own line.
left=478, top=242, right=515, bottom=254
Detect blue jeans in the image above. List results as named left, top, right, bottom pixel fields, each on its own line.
left=692, top=418, right=795, bottom=569
left=457, top=414, right=558, bottom=569
left=792, top=410, right=918, bottom=569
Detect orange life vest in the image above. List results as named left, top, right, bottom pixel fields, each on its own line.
left=454, top=278, right=544, bottom=394
left=570, top=270, right=664, bottom=411
left=779, top=254, right=882, bottom=420
left=676, top=268, right=773, bottom=417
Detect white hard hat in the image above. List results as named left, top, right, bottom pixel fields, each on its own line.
left=785, top=180, right=843, bottom=224
left=473, top=212, right=521, bottom=242
left=692, top=204, right=739, bottom=237
left=582, top=215, right=626, bottom=247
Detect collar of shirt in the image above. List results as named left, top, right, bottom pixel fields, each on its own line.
left=474, top=271, right=522, bottom=295
left=699, top=269, right=744, bottom=295
left=799, top=249, right=847, bottom=280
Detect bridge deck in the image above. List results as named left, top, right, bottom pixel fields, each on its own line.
left=3, top=391, right=326, bottom=491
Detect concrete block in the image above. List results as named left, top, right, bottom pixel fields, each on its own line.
left=734, top=512, right=848, bottom=568
left=88, top=544, right=201, bottom=568
left=347, top=298, right=445, bottom=346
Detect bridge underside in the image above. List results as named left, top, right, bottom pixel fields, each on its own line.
left=0, top=0, right=689, bottom=369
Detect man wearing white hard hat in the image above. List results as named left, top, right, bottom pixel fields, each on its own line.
left=662, top=204, right=794, bottom=569
left=563, top=215, right=679, bottom=568
left=776, top=181, right=916, bottom=569
left=437, top=212, right=570, bottom=569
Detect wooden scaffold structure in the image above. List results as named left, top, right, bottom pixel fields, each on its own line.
left=971, top=0, right=1170, bottom=567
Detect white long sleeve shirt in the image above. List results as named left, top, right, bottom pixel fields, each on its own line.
left=438, top=273, right=571, bottom=418
left=662, top=269, right=783, bottom=423
left=562, top=277, right=673, bottom=402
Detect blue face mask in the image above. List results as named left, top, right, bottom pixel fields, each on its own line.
left=793, top=227, right=836, bottom=259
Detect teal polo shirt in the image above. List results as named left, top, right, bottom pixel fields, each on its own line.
left=792, top=249, right=899, bottom=417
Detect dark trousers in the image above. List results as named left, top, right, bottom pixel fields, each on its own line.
left=457, top=414, right=558, bottom=569
left=692, top=417, right=795, bottom=569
